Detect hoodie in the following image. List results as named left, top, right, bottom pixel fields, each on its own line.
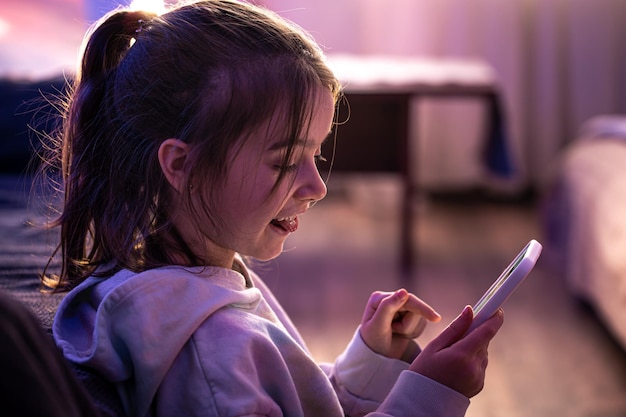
left=53, top=259, right=469, bottom=417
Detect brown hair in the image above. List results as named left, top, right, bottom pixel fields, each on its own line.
left=42, top=0, right=341, bottom=289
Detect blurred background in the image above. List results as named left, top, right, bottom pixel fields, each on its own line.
left=1, top=1, right=626, bottom=416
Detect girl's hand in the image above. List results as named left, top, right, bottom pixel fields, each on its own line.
left=409, top=306, right=504, bottom=398
left=360, top=289, right=442, bottom=361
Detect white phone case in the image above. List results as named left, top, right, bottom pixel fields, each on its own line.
left=466, top=239, right=542, bottom=334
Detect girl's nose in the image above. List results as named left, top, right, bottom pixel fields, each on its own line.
left=295, top=164, right=327, bottom=204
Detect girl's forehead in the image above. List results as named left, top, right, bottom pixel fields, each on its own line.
left=253, top=89, right=335, bottom=151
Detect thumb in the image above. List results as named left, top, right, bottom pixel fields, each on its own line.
left=426, top=305, right=473, bottom=351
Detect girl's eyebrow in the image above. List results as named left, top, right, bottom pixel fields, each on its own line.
left=268, top=131, right=332, bottom=151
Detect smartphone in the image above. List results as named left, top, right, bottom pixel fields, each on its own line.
left=465, top=239, right=542, bottom=335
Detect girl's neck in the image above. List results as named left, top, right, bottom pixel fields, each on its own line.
left=167, top=248, right=236, bottom=270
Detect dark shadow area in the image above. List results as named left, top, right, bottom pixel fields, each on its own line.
left=0, top=77, right=69, bottom=173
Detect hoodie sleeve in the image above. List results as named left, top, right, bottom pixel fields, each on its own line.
left=367, top=371, right=470, bottom=417
left=321, top=328, right=469, bottom=417
left=325, top=328, right=408, bottom=411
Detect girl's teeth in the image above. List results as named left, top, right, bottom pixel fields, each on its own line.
left=272, top=216, right=297, bottom=232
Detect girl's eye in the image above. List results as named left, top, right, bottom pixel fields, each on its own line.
left=274, top=164, right=298, bottom=173
left=274, top=154, right=326, bottom=172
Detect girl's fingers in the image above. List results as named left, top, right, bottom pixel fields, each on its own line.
left=426, top=306, right=504, bottom=354
left=388, top=293, right=441, bottom=337
left=459, top=309, right=504, bottom=349
left=391, top=315, right=427, bottom=339
left=424, top=305, right=474, bottom=352
left=400, top=294, right=442, bottom=322
left=364, top=290, right=441, bottom=339
left=366, top=289, right=410, bottom=331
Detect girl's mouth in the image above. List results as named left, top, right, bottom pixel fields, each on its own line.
left=270, top=216, right=298, bottom=233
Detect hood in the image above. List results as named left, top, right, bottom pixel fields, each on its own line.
left=53, top=262, right=262, bottom=415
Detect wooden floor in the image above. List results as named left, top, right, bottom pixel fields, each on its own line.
left=256, top=175, right=626, bottom=417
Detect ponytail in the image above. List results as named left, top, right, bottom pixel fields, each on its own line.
left=64, top=8, right=157, bottom=179
left=52, top=10, right=157, bottom=288
left=78, top=10, right=156, bottom=84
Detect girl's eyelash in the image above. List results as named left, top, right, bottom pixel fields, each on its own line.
left=275, top=154, right=326, bottom=172
left=275, top=164, right=298, bottom=172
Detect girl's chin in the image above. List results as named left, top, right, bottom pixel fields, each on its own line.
left=240, top=229, right=291, bottom=261
left=245, top=243, right=285, bottom=262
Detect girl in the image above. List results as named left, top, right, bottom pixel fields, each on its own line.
left=46, top=1, right=503, bottom=416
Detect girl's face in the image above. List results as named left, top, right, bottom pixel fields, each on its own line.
left=192, top=90, right=335, bottom=267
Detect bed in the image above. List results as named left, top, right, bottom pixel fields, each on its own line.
left=543, top=115, right=626, bottom=349
left=0, top=175, right=64, bottom=330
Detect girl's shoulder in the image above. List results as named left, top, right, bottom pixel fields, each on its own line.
left=166, top=306, right=340, bottom=416
left=53, top=265, right=265, bottom=383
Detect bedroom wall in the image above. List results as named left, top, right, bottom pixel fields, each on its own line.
left=262, top=0, right=626, bottom=192
left=2, top=0, right=626, bottom=190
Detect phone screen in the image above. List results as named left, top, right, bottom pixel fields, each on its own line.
left=473, top=242, right=530, bottom=314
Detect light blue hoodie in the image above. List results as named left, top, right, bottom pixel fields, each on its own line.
left=53, top=259, right=469, bottom=416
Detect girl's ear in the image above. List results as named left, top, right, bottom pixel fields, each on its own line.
left=158, top=138, right=189, bottom=194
